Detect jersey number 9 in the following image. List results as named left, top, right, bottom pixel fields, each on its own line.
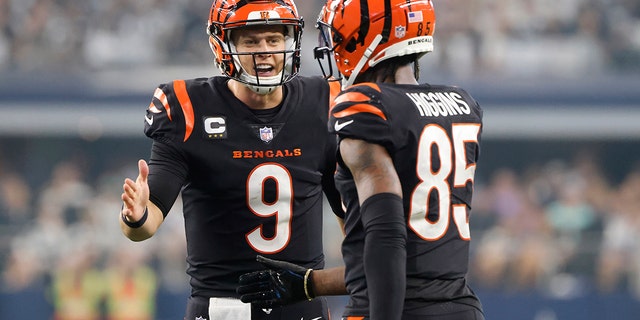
left=245, top=163, right=293, bottom=253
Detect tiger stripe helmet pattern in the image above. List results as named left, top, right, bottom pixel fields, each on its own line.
left=316, top=0, right=436, bottom=86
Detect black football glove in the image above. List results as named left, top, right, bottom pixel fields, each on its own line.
left=237, top=255, right=315, bottom=308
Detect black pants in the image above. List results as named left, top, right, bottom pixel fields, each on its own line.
left=404, top=301, right=484, bottom=320
left=343, top=302, right=485, bottom=320
left=185, top=295, right=329, bottom=320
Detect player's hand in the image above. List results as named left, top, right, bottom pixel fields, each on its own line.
left=121, top=159, right=150, bottom=223
left=237, top=255, right=314, bottom=308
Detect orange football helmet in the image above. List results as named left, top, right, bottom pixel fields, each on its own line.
left=207, top=0, right=304, bottom=94
left=315, top=0, right=436, bottom=87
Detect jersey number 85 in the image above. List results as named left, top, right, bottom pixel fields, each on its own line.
left=409, top=123, right=480, bottom=241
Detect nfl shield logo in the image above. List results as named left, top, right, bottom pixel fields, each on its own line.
left=395, top=25, right=406, bottom=39
left=260, top=127, right=273, bottom=143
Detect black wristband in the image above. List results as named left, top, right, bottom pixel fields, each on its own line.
left=121, top=206, right=148, bottom=228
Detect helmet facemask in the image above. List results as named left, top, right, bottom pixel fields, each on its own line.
left=314, top=20, right=342, bottom=82
left=226, top=25, right=300, bottom=95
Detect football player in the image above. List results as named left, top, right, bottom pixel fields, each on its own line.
left=238, top=0, right=486, bottom=319
left=119, top=1, right=344, bottom=319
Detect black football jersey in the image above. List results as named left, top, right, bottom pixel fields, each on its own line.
left=143, top=76, right=342, bottom=298
left=329, top=82, right=484, bottom=315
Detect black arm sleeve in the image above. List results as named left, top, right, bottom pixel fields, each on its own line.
left=321, top=133, right=345, bottom=219
left=321, top=164, right=345, bottom=219
left=147, top=140, right=189, bottom=217
left=360, top=192, right=407, bottom=320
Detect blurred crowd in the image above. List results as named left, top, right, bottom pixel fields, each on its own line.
left=2, top=141, right=640, bottom=317
left=0, top=0, right=639, bottom=77
left=469, top=151, right=640, bottom=298
left=0, top=147, right=188, bottom=319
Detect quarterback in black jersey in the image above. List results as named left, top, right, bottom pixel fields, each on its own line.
left=120, top=1, right=343, bottom=319
left=238, top=0, right=485, bottom=319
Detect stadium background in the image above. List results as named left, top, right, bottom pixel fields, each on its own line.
left=1, top=0, right=640, bottom=319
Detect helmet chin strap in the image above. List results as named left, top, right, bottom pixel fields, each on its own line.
left=231, top=49, right=287, bottom=95
left=343, top=34, right=383, bottom=88
left=238, top=71, right=282, bottom=95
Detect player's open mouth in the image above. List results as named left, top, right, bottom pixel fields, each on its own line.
left=255, top=64, right=274, bottom=76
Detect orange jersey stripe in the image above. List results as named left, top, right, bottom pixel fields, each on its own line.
left=332, top=91, right=372, bottom=109
left=173, top=80, right=195, bottom=142
left=345, top=317, right=365, bottom=320
left=152, top=88, right=171, bottom=120
left=328, top=81, right=342, bottom=113
left=333, top=103, right=387, bottom=120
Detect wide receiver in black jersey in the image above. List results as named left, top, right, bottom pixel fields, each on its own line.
left=119, top=1, right=344, bottom=319
left=237, top=0, right=485, bottom=319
